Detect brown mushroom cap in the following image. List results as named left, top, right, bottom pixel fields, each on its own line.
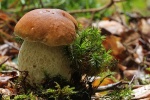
left=14, top=9, right=78, bottom=46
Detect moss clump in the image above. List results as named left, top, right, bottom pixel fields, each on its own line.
left=70, top=28, right=113, bottom=76
left=107, top=87, right=132, bottom=100
left=42, top=82, right=77, bottom=100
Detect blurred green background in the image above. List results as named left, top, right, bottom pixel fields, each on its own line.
left=0, top=0, right=149, bottom=19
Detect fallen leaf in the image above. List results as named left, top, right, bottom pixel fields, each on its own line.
left=123, top=70, right=138, bottom=80
left=139, top=19, right=150, bottom=36
left=77, top=17, right=91, bottom=28
left=121, top=31, right=140, bottom=45
left=102, top=35, right=126, bottom=60
left=0, top=71, right=19, bottom=88
left=134, top=45, right=144, bottom=64
left=92, top=77, right=115, bottom=87
left=0, top=75, right=12, bottom=88
left=92, top=20, right=126, bottom=35
left=118, top=63, right=127, bottom=71
left=0, top=88, right=12, bottom=95
left=132, top=84, right=150, bottom=99
left=0, top=56, right=9, bottom=65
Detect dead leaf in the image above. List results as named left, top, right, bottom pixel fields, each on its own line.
left=123, top=70, right=138, bottom=80
left=0, top=71, right=18, bottom=88
left=0, top=88, right=12, bottom=95
left=110, top=12, right=129, bottom=30
left=134, top=45, right=144, bottom=64
left=102, top=35, right=126, bottom=60
left=118, top=63, right=127, bottom=71
left=92, top=77, right=115, bottom=87
left=121, top=31, right=140, bottom=45
left=132, top=84, right=150, bottom=99
left=0, top=56, right=9, bottom=66
left=92, top=20, right=126, bottom=35
left=0, top=75, right=12, bottom=88
left=77, top=17, right=91, bottom=28
left=140, top=19, right=150, bottom=36
left=139, top=98, right=150, bottom=100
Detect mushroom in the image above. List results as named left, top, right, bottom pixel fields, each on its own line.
left=14, top=9, right=78, bottom=84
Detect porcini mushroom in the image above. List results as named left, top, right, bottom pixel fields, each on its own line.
left=14, top=9, right=78, bottom=84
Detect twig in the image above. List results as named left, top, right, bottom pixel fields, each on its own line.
left=8, top=0, right=19, bottom=8
left=114, top=0, right=126, bottom=2
left=68, top=0, right=114, bottom=14
left=9, top=65, right=28, bottom=77
left=132, top=85, right=143, bottom=89
left=97, top=74, right=112, bottom=88
left=68, top=0, right=126, bottom=14
left=129, top=74, right=136, bottom=85
left=94, top=81, right=127, bottom=92
left=39, top=0, right=44, bottom=8
left=86, top=11, right=96, bottom=27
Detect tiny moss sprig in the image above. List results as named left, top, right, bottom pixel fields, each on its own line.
left=42, top=82, right=77, bottom=100
left=107, top=86, right=132, bottom=100
left=14, top=93, right=36, bottom=100
left=70, top=28, right=113, bottom=76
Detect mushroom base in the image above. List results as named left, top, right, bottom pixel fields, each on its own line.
left=18, top=40, right=71, bottom=84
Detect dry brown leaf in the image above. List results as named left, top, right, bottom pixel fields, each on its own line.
left=0, top=87, right=16, bottom=96
left=0, top=75, right=12, bottom=88
left=118, top=63, right=127, bottom=71
left=77, top=17, right=91, bottom=28
left=111, top=12, right=128, bottom=28
left=139, top=18, right=150, bottom=44
left=92, top=77, right=115, bottom=87
left=139, top=98, right=150, bottom=100
left=0, top=71, right=18, bottom=88
left=92, top=20, right=126, bottom=35
left=134, top=45, right=144, bottom=64
left=0, top=56, right=9, bottom=65
left=132, top=84, right=150, bottom=99
left=0, top=88, right=12, bottom=95
left=121, top=31, right=140, bottom=45
left=147, top=18, right=150, bottom=24
left=123, top=70, right=138, bottom=80
left=102, top=35, right=126, bottom=60
left=140, top=19, right=150, bottom=36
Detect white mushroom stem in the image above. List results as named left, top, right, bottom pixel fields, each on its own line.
left=18, top=40, right=71, bottom=84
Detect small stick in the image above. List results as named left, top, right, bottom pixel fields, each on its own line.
left=39, top=0, right=44, bottom=8
left=129, top=74, right=136, bottom=85
left=68, top=0, right=126, bottom=14
left=68, top=0, right=114, bottom=14
left=132, top=85, right=143, bottom=89
left=96, top=74, right=112, bottom=88
left=95, top=81, right=123, bottom=92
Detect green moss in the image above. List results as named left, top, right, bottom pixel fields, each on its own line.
left=14, top=93, right=36, bottom=100
left=0, top=64, right=7, bottom=71
left=70, top=28, right=113, bottom=76
left=42, top=82, right=77, bottom=100
left=107, top=86, right=132, bottom=100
